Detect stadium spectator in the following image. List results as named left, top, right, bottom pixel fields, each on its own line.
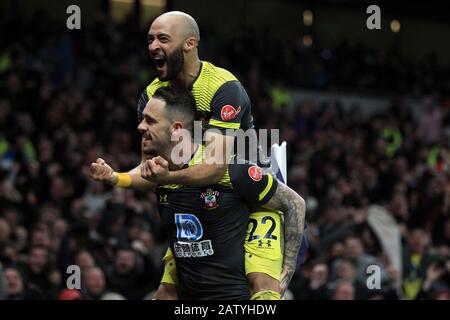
left=105, top=247, right=150, bottom=300
left=3, top=266, right=40, bottom=300
left=331, top=280, right=355, bottom=300
left=81, top=266, right=109, bottom=300
left=290, top=263, right=329, bottom=300
left=402, top=228, right=436, bottom=299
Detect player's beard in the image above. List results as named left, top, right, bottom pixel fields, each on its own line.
left=142, top=138, right=160, bottom=157
left=142, top=129, right=171, bottom=158
left=159, top=45, right=184, bottom=81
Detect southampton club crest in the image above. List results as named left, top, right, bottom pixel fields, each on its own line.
left=200, top=188, right=220, bottom=210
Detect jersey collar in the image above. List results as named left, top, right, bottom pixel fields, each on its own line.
left=187, top=61, right=204, bottom=90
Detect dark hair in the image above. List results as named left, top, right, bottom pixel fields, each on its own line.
left=153, top=86, right=197, bottom=134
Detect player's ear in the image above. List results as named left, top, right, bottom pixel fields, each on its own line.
left=171, top=121, right=191, bottom=143
left=184, top=37, right=196, bottom=51
left=175, top=121, right=183, bottom=130
left=170, top=121, right=183, bottom=135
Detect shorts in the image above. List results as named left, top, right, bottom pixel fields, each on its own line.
left=161, top=247, right=178, bottom=285
left=244, top=210, right=283, bottom=281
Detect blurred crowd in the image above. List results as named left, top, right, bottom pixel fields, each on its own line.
left=0, top=6, right=449, bottom=300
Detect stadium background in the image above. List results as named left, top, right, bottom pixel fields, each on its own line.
left=0, top=0, right=449, bottom=300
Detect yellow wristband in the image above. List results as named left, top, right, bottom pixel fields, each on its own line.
left=113, top=172, right=132, bottom=188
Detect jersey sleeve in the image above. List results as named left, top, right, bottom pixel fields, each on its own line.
left=137, top=89, right=149, bottom=122
left=229, top=162, right=279, bottom=206
left=207, top=81, right=251, bottom=134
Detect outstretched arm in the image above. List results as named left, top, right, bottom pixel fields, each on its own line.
left=262, top=183, right=306, bottom=295
left=90, top=157, right=156, bottom=191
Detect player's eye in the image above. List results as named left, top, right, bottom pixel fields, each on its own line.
left=145, top=116, right=156, bottom=124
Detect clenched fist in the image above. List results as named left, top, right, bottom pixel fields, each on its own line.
left=141, top=156, right=170, bottom=184
left=90, top=158, right=115, bottom=184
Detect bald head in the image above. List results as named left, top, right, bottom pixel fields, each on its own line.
left=153, top=11, right=200, bottom=42
left=148, top=11, right=201, bottom=81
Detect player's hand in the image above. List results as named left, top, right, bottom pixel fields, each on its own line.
left=141, top=156, right=170, bottom=184
left=90, top=158, right=115, bottom=184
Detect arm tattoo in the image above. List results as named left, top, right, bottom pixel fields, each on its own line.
left=263, top=183, right=306, bottom=290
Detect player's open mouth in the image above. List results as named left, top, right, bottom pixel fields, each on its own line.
left=142, top=138, right=150, bottom=147
left=153, top=57, right=166, bottom=71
